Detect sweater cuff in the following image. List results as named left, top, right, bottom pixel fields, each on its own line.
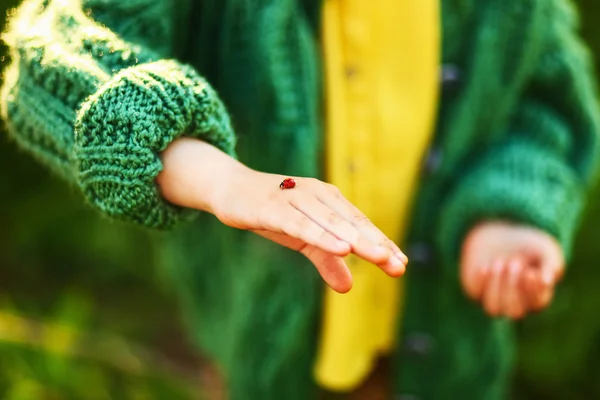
left=72, top=60, right=236, bottom=229
left=436, top=141, right=584, bottom=268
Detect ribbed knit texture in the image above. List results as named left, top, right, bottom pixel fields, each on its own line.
left=1, top=0, right=236, bottom=228
left=2, top=0, right=599, bottom=399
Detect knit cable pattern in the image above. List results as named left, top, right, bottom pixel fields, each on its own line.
left=74, top=60, right=236, bottom=228
left=1, top=0, right=236, bottom=228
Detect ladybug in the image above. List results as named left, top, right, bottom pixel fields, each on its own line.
left=280, top=178, right=296, bottom=190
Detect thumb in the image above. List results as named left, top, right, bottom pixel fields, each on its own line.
left=523, top=249, right=562, bottom=311
left=538, top=252, right=565, bottom=286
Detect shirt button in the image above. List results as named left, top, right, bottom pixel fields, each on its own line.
left=347, top=161, right=357, bottom=173
left=406, top=242, right=435, bottom=266
left=345, top=65, right=359, bottom=79
left=403, top=332, right=435, bottom=356
left=422, top=146, right=443, bottom=175
left=441, top=64, right=461, bottom=98
left=440, top=64, right=461, bottom=86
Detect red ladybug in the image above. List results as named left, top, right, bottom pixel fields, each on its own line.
left=280, top=178, right=296, bottom=190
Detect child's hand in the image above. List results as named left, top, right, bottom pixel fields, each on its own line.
left=157, top=138, right=407, bottom=293
left=460, top=221, right=564, bottom=319
left=213, top=168, right=408, bottom=292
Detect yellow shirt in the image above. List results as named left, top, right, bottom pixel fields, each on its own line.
left=315, top=0, right=441, bottom=391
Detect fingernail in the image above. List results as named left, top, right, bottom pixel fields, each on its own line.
left=390, top=256, right=405, bottom=273
left=395, top=251, right=408, bottom=264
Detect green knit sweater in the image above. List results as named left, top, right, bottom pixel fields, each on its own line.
left=2, top=0, right=599, bottom=399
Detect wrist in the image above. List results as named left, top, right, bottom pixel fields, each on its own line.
left=157, top=137, right=243, bottom=214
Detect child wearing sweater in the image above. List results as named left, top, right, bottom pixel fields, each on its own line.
left=2, top=0, right=599, bottom=399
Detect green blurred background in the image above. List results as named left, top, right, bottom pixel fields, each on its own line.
left=1, top=1, right=600, bottom=399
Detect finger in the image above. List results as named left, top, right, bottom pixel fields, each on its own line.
left=317, top=186, right=406, bottom=264
left=502, top=258, right=526, bottom=319
left=350, top=232, right=406, bottom=276
left=539, top=258, right=564, bottom=286
left=521, top=239, right=564, bottom=286
left=290, top=194, right=362, bottom=251
left=535, top=285, right=554, bottom=311
left=262, top=206, right=351, bottom=256
left=252, top=230, right=353, bottom=293
left=520, top=267, right=539, bottom=312
left=482, top=259, right=504, bottom=317
left=461, top=261, right=490, bottom=301
left=252, top=229, right=307, bottom=252
left=529, top=270, right=555, bottom=311
left=375, top=249, right=407, bottom=277
left=292, top=194, right=404, bottom=274
left=301, top=246, right=353, bottom=293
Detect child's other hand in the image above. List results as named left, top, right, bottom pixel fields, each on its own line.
left=460, top=221, right=564, bottom=319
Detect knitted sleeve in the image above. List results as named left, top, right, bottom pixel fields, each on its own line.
left=437, top=1, right=600, bottom=262
left=1, top=0, right=236, bottom=229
